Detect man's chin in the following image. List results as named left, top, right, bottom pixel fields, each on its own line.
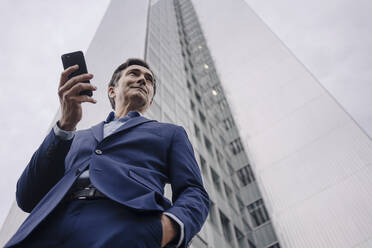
left=128, top=94, right=148, bottom=108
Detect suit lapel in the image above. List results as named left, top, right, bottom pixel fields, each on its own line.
left=90, top=116, right=155, bottom=143
left=108, top=116, right=154, bottom=138
left=91, top=121, right=105, bottom=143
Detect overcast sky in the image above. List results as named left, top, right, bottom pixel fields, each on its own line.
left=244, top=0, right=372, bottom=138
left=0, top=0, right=371, bottom=228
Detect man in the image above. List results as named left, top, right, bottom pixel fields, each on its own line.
left=5, top=58, right=210, bottom=248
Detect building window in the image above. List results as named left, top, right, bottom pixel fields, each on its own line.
left=247, top=199, right=270, bottom=227
left=210, top=168, right=221, bottom=193
left=190, top=100, right=195, bottom=111
left=184, top=63, right=188, bottom=72
left=186, top=47, right=192, bottom=57
left=199, top=154, right=208, bottom=176
left=223, top=118, right=234, bottom=130
left=195, top=90, right=201, bottom=103
left=229, top=138, right=244, bottom=155
left=223, top=182, right=232, bottom=199
left=219, top=210, right=232, bottom=242
left=194, top=123, right=200, bottom=140
left=187, top=80, right=191, bottom=90
left=237, top=164, right=255, bottom=186
left=234, top=226, right=245, bottom=248
left=189, top=59, right=194, bottom=69
left=248, top=239, right=256, bottom=248
left=192, top=74, right=198, bottom=85
left=268, top=243, right=281, bottom=248
left=204, top=135, right=213, bottom=155
left=199, top=110, right=206, bottom=125
left=218, top=99, right=228, bottom=111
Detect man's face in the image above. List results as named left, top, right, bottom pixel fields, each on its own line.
left=109, top=65, right=155, bottom=112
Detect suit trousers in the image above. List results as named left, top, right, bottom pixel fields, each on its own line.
left=13, top=198, right=163, bottom=248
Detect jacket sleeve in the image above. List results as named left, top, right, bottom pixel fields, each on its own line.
left=16, top=128, right=73, bottom=213
left=165, top=126, right=210, bottom=248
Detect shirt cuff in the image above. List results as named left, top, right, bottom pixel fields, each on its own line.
left=163, top=212, right=184, bottom=248
left=53, top=122, right=75, bottom=140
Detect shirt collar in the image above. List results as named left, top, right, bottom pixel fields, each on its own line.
left=105, top=111, right=141, bottom=123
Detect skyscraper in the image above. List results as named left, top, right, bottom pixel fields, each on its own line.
left=191, top=1, right=372, bottom=248
left=145, top=0, right=281, bottom=247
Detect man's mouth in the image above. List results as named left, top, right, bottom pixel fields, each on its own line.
left=131, top=87, right=147, bottom=94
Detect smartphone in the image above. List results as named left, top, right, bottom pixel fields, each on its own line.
left=61, top=51, right=92, bottom=97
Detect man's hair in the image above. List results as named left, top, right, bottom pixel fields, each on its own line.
left=108, top=58, right=156, bottom=110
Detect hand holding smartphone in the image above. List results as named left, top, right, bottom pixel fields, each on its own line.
left=61, top=51, right=93, bottom=97
left=58, top=51, right=97, bottom=131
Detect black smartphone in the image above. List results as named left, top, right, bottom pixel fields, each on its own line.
left=61, top=51, right=92, bottom=97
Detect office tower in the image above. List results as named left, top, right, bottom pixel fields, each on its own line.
left=192, top=1, right=372, bottom=248
left=145, top=0, right=281, bottom=247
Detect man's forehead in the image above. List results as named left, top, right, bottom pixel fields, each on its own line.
left=124, top=64, right=153, bottom=76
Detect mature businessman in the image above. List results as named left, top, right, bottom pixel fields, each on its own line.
left=5, top=58, right=210, bottom=248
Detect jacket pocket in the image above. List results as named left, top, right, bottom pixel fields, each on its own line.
left=128, top=169, right=162, bottom=194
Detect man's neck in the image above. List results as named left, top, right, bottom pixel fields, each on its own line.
left=114, top=106, right=144, bottom=119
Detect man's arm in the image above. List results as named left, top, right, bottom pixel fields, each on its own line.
left=16, top=126, right=73, bottom=213
left=16, top=65, right=96, bottom=213
left=165, top=126, right=210, bottom=248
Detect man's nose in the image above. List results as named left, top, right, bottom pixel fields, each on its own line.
left=137, top=75, right=146, bottom=85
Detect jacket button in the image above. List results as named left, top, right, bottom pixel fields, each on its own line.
left=75, top=168, right=81, bottom=176
left=95, top=149, right=102, bottom=155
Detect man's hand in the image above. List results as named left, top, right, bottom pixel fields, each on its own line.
left=160, top=214, right=179, bottom=247
left=58, top=65, right=97, bottom=131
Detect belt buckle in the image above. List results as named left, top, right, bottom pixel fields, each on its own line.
left=78, top=187, right=96, bottom=200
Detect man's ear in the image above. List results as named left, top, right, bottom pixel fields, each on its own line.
left=108, top=86, right=115, bottom=98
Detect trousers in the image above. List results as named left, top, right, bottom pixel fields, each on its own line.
left=13, top=198, right=163, bottom=248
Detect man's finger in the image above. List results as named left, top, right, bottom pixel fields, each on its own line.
left=59, top=74, right=94, bottom=94
left=60, top=73, right=93, bottom=92
left=61, top=82, right=97, bottom=99
left=69, top=82, right=97, bottom=95
left=59, top=65, right=79, bottom=87
left=70, top=95, right=97, bottom=104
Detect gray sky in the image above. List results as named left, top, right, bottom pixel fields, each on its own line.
left=244, top=0, right=372, bottom=137
left=0, top=0, right=371, bottom=228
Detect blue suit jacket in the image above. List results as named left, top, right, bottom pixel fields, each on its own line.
left=5, top=113, right=210, bottom=248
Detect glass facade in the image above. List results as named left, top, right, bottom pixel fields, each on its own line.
left=145, top=0, right=280, bottom=247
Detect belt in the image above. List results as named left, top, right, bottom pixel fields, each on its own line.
left=64, top=186, right=108, bottom=202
